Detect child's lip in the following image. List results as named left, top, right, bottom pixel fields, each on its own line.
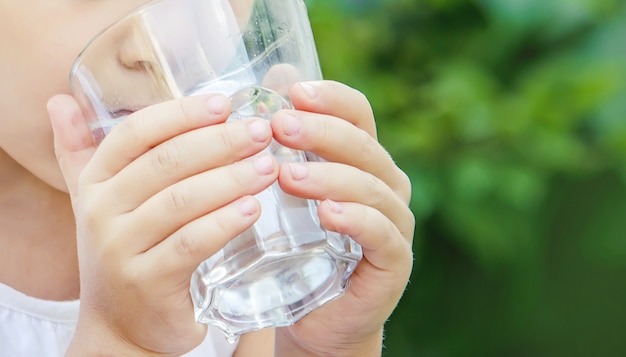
left=111, top=101, right=155, bottom=118
left=111, top=108, right=141, bottom=118
left=114, top=109, right=134, bottom=116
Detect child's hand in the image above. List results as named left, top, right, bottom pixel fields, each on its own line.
left=48, top=94, right=277, bottom=356
left=271, top=81, right=415, bottom=356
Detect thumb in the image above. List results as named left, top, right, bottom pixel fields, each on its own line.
left=47, top=94, right=96, bottom=199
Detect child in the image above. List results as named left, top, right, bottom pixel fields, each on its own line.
left=0, top=0, right=415, bottom=356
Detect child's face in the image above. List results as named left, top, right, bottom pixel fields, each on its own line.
left=0, top=0, right=254, bottom=193
left=0, top=0, right=151, bottom=192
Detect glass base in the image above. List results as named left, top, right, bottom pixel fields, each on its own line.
left=191, top=230, right=361, bottom=338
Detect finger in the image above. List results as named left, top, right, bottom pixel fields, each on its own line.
left=288, top=80, right=377, bottom=138
left=121, top=154, right=278, bottom=252
left=317, top=200, right=413, bottom=275
left=106, top=118, right=272, bottom=212
left=84, top=94, right=231, bottom=183
left=314, top=200, right=414, bottom=331
left=279, top=162, right=415, bottom=241
left=272, top=111, right=412, bottom=204
left=262, top=63, right=303, bottom=97
left=140, top=195, right=261, bottom=282
left=47, top=94, right=97, bottom=200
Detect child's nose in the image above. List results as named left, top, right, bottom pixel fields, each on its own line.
left=116, top=23, right=160, bottom=74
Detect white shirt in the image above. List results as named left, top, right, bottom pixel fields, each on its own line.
left=0, top=282, right=237, bottom=357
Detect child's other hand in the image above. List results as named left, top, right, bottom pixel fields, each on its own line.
left=271, top=81, right=415, bottom=356
left=48, top=94, right=276, bottom=356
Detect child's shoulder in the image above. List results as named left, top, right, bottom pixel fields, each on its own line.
left=0, top=281, right=78, bottom=355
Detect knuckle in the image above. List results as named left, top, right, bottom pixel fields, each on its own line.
left=81, top=201, right=103, bottom=230
left=79, top=189, right=110, bottom=228
left=152, top=141, right=183, bottom=174
left=351, top=87, right=373, bottom=112
left=122, top=111, right=147, bottom=142
left=163, top=184, right=191, bottom=213
left=365, top=174, right=388, bottom=208
left=213, top=213, right=231, bottom=238
left=358, top=129, right=378, bottom=164
left=395, top=168, right=413, bottom=204
left=174, top=230, right=203, bottom=259
left=217, top=124, right=236, bottom=153
left=119, top=263, right=145, bottom=289
left=312, top=116, right=331, bottom=149
left=178, top=97, right=195, bottom=124
left=227, top=162, right=251, bottom=189
left=403, top=212, right=417, bottom=241
left=358, top=91, right=374, bottom=116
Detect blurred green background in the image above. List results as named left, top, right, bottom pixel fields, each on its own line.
left=305, top=0, right=626, bottom=355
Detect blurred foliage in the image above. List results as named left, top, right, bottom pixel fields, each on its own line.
left=305, top=0, right=626, bottom=355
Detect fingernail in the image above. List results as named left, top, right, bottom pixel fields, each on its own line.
left=207, top=95, right=227, bottom=115
left=283, top=114, right=301, bottom=136
left=299, top=82, right=317, bottom=99
left=238, top=197, right=257, bottom=216
left=289, top=163, right=308, bottom=180
left=248, top=119, right=270, bottom=142
left=254, top=155, right=274, bottom=175
left=326, top=199, right=343, bottom=214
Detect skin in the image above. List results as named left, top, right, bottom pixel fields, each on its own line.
left=0, top=0, right=414, bottom=356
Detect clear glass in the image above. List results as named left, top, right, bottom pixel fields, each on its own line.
left=69, top=0, right=362, bottom=340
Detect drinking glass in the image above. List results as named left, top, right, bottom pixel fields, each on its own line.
left=69, top=0, right=362, bottom=341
